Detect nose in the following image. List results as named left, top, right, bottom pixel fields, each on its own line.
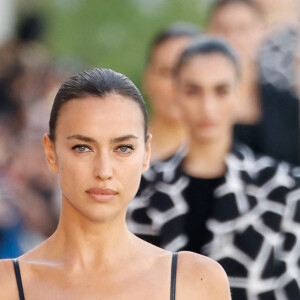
left=93, top=151, right=113, bottom=181
left=201, top=94, right=215, bottom=116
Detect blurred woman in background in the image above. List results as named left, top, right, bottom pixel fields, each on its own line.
left=143, top=23, right=200, bottom=161
left=128, top=36, right=300, bottom=300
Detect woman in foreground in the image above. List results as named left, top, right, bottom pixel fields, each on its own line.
left=0, top=68, right=231, bottom=299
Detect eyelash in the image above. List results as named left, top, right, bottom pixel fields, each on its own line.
left=115, top=144, right=135, bottom=154
left=72, top=144, right=92, bottom=153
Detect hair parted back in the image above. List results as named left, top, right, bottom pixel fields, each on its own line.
left=174, top=36, right=241, bottom=78
left=49, top=68, right=148, bottom=141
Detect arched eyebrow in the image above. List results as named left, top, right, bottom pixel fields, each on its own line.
left=67, top=135, right=96, bottom=143
left=111, top=135, right=139, bottom=143
left=66, top=134, right=139, bottom=143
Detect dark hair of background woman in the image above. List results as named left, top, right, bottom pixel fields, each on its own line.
left=49, top=68, right=148, bottom=142
left=174, top=36, right=241, bottom=78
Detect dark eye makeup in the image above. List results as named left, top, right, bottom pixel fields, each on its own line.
left=115, top=144, right=135, bottom=154
left=72, top=144, right=92, bottom=152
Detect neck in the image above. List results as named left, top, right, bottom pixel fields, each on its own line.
left=183, top=131, right=232, bottom=178
left=149, top=116, right=187, bottom=161
left=49, top=198, right=136, bottom=269
left=235, top=62, right=261, bottom=124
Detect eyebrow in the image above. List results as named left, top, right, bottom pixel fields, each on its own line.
left=215, top=82, right=231, bottom=88
left=183, top=80, right=232, bottom=89
left=66, top=134, right=139, bottom=143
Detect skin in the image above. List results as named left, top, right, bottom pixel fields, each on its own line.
left=175, top=53, right=238, bottom=178
left=0, top=93, right=231, bottom=299
left=144, top=36, right=192, bottom=161
left=253, top=0, right=300, bottom=29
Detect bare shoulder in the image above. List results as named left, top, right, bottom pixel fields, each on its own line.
left=176, top=251, right=231, bottom=300
left=0, top=259, right=19, bottom=299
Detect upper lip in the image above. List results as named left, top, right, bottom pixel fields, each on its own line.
left=86, top=187, right=117, bottom=195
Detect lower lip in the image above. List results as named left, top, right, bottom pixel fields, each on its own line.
left=86, top=192, right=116, bottom=203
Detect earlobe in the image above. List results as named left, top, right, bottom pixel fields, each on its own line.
left=142, top=133, right=152, bottom=173
left=43, top=134, right=58, bottom=173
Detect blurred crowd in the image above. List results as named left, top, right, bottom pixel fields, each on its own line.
left=1, top=0, right=300, bottom=298
left=0, top=14, right=75, bottom=257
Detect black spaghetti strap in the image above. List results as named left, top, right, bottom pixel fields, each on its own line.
left=12, top=259, right=25, bottom=300
left=170, top=252, right=178, bottom=300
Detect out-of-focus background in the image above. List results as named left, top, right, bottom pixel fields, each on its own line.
left=14, top=0, right=209, bottom=90
left=1, top=0, right=300, bottom=258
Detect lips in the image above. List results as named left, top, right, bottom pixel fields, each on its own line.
left=86, top=187, right=118, bottom=202
left=198, top=121, right=216, bottom=128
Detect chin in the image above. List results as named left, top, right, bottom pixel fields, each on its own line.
left=194, top=131, right=219, bottom=142
left=84, top=209, right=125, bottom=224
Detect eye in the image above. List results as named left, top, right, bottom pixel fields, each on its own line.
left=181, top=84, right=200, bottom=97
left=156, top=67, right=172, bottom=78
left=216, top=86, right=230, bottom=97
left=115, top=145, right=134, bottom=154
left=72, top=144, right=92, bottom=153
left=184, top=88, right=199, bottom=96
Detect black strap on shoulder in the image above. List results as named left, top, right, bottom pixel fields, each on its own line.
left=12, top=259, right=25, bottom=300
left=170, top=252, right=178, bottom=300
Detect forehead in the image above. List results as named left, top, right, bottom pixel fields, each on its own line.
left=212, top=2, right=260, bottom=22
left=56, top=94, right=144, bottom=139
left=150, top=36, right=192, bottom=67
left=178, top=53, right=237, bottom=85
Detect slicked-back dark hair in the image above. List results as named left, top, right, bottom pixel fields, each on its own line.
left=174, top=36, right=241, bottom=78
left=49, top=68, right=148, bottom=141
left=146, top=22, right=201, bottom=65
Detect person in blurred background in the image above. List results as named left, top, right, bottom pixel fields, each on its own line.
left=0, top=14, right=64, bottom=258
left=253, top=0, right=299, bottom=31
left=127, top=36, right=300, bottom=299
left=208, top=0, right=300, bottom=166
left=143, top=22, right=201, bottom=161
left=207, top=0, right=265, bottom=153
left=254, top=0, right=300, bottom=165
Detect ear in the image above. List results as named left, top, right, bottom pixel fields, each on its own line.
left=43, top=134, right=58, bottom=173
left=142, top=133, right=152, bottom=173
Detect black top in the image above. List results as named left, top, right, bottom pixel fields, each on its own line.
left=183, top=175, right=225, bottom=252
left=13, top=254, right=178, bottom=300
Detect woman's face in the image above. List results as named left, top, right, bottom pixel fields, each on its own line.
left=175, top=53, right=238, bottom=142
left=144, top=36, right=192, bottom=121
left=208, top=3, right=264, bottom=62
left=44, top=94, right=151, bottom=223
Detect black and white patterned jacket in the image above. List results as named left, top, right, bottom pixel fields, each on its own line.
left=127, top=143, right=300, bottom=300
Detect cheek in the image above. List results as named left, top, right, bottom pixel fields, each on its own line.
left=119, top=155, right=145, bottom=201
left=56, top=153, right=88, bottom=195
left=218, top=100, right=235, bottom=123
left=179, top=101, right=200, bottom=122
left=150, top=77, right=172, bottom=100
